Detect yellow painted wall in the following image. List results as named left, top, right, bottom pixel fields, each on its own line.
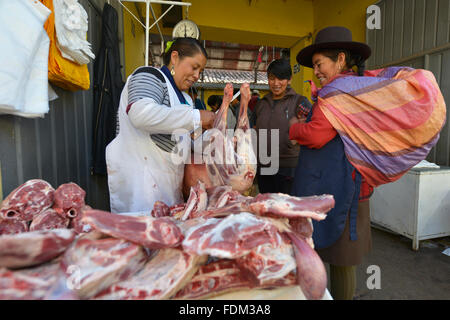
left=123, top=2, right=146, bottom=77
left=313, top=0, right=376, bottom=43
left=121, top=0, right=377, bottom=96
left=290, top=0, right=377, bottom=98
left=290, top=36, right=314, bottom=99
left=188, top=0, right=314, bottom=47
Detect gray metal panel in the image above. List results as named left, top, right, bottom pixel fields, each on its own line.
left=402, top=0, right=415, bottom=58
left=383, top=0, right=394, bottom=64
left=375, top=1, right=386, bottom=66
left=424, top=0, right=439, bottom=50
left=436, top=0, right=450, bottom=46
left=412, top=0, right=426, bottom=55
left=0, top=0, right=124, bottom=210
left=434, top=50, right=450, bottom=165
left=426, top=53, right=443, bottom=163
left=392, top=0, right=405, bottom=61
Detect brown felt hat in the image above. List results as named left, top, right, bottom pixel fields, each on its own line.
left=296, top=26, right=371, bottom=68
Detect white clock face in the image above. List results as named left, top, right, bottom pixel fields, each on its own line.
left=172, top=20, right=200, bottom=39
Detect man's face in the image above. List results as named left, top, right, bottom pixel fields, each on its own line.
left=268, top=73, right=290, bottom=99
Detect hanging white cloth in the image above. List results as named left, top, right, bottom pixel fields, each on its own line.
left=53, top=0, right=95, bottom=65
left=0, top=0, right=51, bottom=118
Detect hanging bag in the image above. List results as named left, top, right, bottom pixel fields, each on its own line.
left=40, top=0, right=90, bottom=91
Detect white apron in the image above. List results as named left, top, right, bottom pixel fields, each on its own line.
left=106, top=68, right=193, bottom=213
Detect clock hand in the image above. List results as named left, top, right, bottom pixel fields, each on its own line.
left=184, top=25, right=187, bottom=37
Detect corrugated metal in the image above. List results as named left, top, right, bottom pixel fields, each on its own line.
left=0, top=0, right=125, bottom=210
left=366, top=0, right=450, bottom=166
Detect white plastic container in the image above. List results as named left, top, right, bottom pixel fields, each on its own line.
left=370, top=167, right=450, bottom=250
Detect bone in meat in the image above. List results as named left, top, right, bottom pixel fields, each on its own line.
left=60, top=237, right=147, bottom=299
left=287, top=231, right=327, bottom=300
left=0, top=228, right=76, bottom=269
left=0, top=218, right=28, bottom=235
left=182, top=212, right=282, bottom=259
left=0, top=179, right=54, bottom=222
left=94, top=248, right=207, bottom=300
left=0, top=261, right=61, bottom=300
left=203, top=83, right=256, bottom=193
left=29, top=208, right=70, bottom=231
left=235, top=235, right=297, bottom=285
left=81, top=209, right=183, bottom=249
left=53, top=182, right=86, bottom=218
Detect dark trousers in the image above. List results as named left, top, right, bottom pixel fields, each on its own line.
left=257, top=170, right=294, bottom=195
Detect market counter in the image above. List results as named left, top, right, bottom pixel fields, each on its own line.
left=211, top=286, right=333, bottom=300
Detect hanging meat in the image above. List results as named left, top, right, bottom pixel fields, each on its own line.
left=183, top=83, right=257, bottom=196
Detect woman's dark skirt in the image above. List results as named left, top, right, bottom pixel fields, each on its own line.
left=316, top=200, right=372, bottom=266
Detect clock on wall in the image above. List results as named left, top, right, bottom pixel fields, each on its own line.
left=172, top=19, right=200, bottom=39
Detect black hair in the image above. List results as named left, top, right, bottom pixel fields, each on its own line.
left=316, top=49, right=365, bottom=76
left=207, top=95, right=220, bottom=107
left=163, top=37, right=208, bottom=66
left=267, top=58, right=292, bottom=80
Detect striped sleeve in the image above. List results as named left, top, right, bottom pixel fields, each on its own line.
left=127, top=71, right=169, bottom=111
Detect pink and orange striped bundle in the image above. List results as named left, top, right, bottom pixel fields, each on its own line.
left=316, top=67, right=446, bottom=187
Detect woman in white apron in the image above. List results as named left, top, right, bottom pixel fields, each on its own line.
left=106, top=38, right=215, bottom=213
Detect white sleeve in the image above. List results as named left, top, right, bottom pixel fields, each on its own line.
left=128, top=97, right=201, bottom=134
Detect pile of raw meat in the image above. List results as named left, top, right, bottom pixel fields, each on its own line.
left=0, top=179, right=334, bottom=300
left=0, top=83, right=334, bottom=300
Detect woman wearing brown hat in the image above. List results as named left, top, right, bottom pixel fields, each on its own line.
left=289, top=26, right=446, bottom=300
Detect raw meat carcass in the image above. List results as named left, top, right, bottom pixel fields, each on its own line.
left=94, top=248, right=207, bottom=300
left=289, top=217, right=314, bottom=248
left=81, top=209, right=183, bottom=249
left=150, top=201, right=170, bottom=218
left=203, top=83, right=256, bottom=193
left=182, top=156, right=213, bottom=199
left=0, top=228, right=76, bottom=269
left=178, top=181, right=208, bottom=220
left=184, top=186, right=334, bottom=222
left=53, top=182, right=86, bottom=218
left=0, top=218, right=28, bottom=235
left=59, top=237, right=147, bottom=299
left=0, top=261, right=61, bottom=300
left=247, top=193, right=334, bottom=220
left=69, top=205, right=93, bottom=234
left=183, top=83, right=256, bottom=195
left=182, top=212, right=282, bottom=259
left=287, top=231, right=327, bottom=300
left=235, top=235, right=297, bottom=285
left=0, top=179, right=54, bottom=222
left=169, top=203, right=185, bottom=217
left=29, top=208, right=70, bottom=231
left=173, top=259, right=253, bottom=299
left=173, top=259, right=297, bottom=300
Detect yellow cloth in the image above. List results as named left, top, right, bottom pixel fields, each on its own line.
left=40, top=0, right=90, bottom=91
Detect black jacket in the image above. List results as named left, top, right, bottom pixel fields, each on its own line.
left=92, top=3, right=124, bottom=175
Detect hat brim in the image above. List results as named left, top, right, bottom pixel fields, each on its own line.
left=296, top=41, right=372, bottom=68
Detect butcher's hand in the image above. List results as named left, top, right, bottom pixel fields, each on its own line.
left=200, top=110, right=216, bottom=129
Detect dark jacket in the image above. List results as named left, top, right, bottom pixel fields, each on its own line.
left=92, top=3, right=125, bottom=175
left=254, top=88, right=312, bottom=168
left=291, top=105, right=361, bottom=249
